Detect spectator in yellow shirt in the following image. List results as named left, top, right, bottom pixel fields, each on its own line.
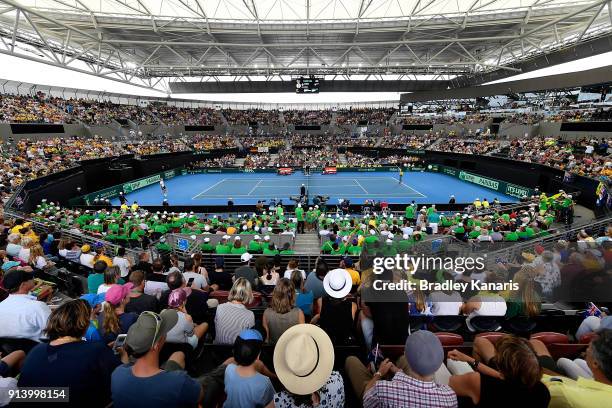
left=340, top=256, right=360, bottom=286
left=543, top=329, right=612, bottom=408
left=92, top=243, right=113, bottom=267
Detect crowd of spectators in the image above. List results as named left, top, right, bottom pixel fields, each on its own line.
left=190, top=155, right=237, bottom=168
left=335, top=107, right=395, bottom=126
left=504, top=112, right=546, bottom=125
left=433, top=139, right=500, bottom=155
left=190, top=134, right=236, bottom=150
left=0, top=92, right=66, bottom=124
left=239, top=136, right=286, bottom=149
left=0, top=196, right=611, bottom=407
left=243, top=153, right=272, bottom=169
left=149, top=104, right=222, bottom=126
left=283, top=110, right=332, bottom=125
left=277, top=147, right=339, bottom=168
left=509, top=137, right=611, bottom=178
left=223, top=109, right=281, bottom=126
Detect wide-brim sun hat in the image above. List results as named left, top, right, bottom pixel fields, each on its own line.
left=273, top=324, right=334, bottom=396
left=323, top=268, right=352, bottom=299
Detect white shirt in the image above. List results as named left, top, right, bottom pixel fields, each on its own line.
left=80, top=253, right=95, bottom=267
left=97, top=284, right=113, bottom=295
left=144, top=281, right=169, bottom=298
left=284, top=269, right=306, bottom=280
left=35, top=256, right=48, bottom=269
left=17, top=248, right=30, bottom=262
left=429, top=291, right=463, bottom=315
left=183, top=271, right=207, bottom=290
left=165, top=311, right=195, bottom=344
left=0, top=294, right=51, bottom=342
left=113, top=256, right=131, bottom=278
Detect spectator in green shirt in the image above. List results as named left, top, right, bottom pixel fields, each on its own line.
left=405, top=204, right=416, bottom=221
left=263, top=243, right=279, bottom=256
left=231, top=237, right=248, bottom=255
left=200, top=237, right=214, bottom=253
left=321, top=237, right=335, bottom=254
left=347, top=238, right=362, bottom=255
left=248, top=235, right=263, bottom=253
left=156, top=236, right=172, bottom=252
left=215, top=236, right=231, bottom=254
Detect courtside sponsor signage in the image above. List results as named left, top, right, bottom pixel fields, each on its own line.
left=123, top=174, right=161, bottom=193
left=505, top=183, right=530, bottom=198
left=442, top=167, right=456, bottom=176
left=459, top=171, right=499, bottom=190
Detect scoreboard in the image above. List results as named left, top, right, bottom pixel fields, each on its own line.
left=295, top=76, right=320, bottom=93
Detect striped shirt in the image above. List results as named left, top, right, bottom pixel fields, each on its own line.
left=363, top=372, right=457, bottom=408
left=213, top=302, right=255, bottom=345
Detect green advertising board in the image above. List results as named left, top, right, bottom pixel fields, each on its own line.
left=440, top=166, right=533, bottom=198
left=75, top=168, right=183, bottom=205
left=123, top=174, right=161, bottom=193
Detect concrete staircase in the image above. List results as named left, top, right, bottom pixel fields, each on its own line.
left=234, top=157, right=246, bottom=166
left=293, top=232, right=321, bottom=254
left=338, top=154, right=348, bottom=165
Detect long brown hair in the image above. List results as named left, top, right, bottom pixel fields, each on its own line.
left=513, top=266, right=541, bottom=318
left=495, top=335, right=542, bottom=388
left=102, top=300, right=121, bottom=334
left=270, top=278, right=295, bottom=314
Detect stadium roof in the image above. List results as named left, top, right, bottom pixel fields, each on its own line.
left=0, top=0, right=610, bottom=92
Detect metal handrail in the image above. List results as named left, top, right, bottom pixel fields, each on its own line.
left=480, top=215, right=612, bottom=261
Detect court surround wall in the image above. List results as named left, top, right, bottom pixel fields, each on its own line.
left=9, top=146, right=600, bottom=213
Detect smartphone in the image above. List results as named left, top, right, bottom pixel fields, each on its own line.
left=187, top=277, right=195, bottom=287
left=113, top=334, right=127, bottom=354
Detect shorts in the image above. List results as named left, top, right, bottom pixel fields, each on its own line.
left=0, top=361, right=10, bottom=377
left=161, top=359, right=183, bottom=372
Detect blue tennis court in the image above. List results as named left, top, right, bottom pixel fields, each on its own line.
left=110, top=171, right=519, bottom=206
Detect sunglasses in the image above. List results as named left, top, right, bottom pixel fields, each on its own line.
left=141, top=311, right=162, bottom=350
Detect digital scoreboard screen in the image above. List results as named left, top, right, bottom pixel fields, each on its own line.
left=295, top=76, right=320, bottom=93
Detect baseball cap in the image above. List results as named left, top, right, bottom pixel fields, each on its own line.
left=125, top=309, right=179, bottom=354
left=342, top=256, right=354, bottom=267
left=2, top=270, right=34, bottom=291
left=238, top=329, right=264, bottom=342
left=81, top=244, right=91, bottom=253
left=241, top=252, right=253, bottom=263
left=105, top=283, right=134, bottom=306
left=404, top=330, right=444, bottom=377
left=80, top=293, right=105, bottom=307
left=168, top=287, right=191, bottom=308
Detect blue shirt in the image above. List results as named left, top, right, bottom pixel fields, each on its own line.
left=296, top=290, right=314, bottom=316
left=111, top=364, right=201, bottom=408
left=427, top=213, right=441, bottom=223
left=223, top=363, right=275, bottom=408
left=97, top=312, right=138, bottom=344
left=19, top=341, right=121, bottom=408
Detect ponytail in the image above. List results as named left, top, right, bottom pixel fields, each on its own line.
left=102, top=302, right=120, bottom=335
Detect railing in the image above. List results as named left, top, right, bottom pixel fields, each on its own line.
left=479, top=215, right=612, bottom=263
left=2, top=209, right=152, bottom=265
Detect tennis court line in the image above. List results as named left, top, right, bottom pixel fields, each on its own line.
left=398, top=180, right=427, bottom=198
left=247, top=179, right=263, bottom=196
left=353, top=178, right=369, bottom=194
left=199, top=193, right=425, bottom=198
left=191, top=178, right=228, bottom=200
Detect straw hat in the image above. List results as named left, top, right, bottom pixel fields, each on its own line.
left=273, top=324, right=334, bottom=396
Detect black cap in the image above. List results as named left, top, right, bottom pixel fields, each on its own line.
left=3, top=270, right=34, bottom=291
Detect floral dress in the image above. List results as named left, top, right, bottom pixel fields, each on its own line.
left=272, top=371, right=345, bottom=407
